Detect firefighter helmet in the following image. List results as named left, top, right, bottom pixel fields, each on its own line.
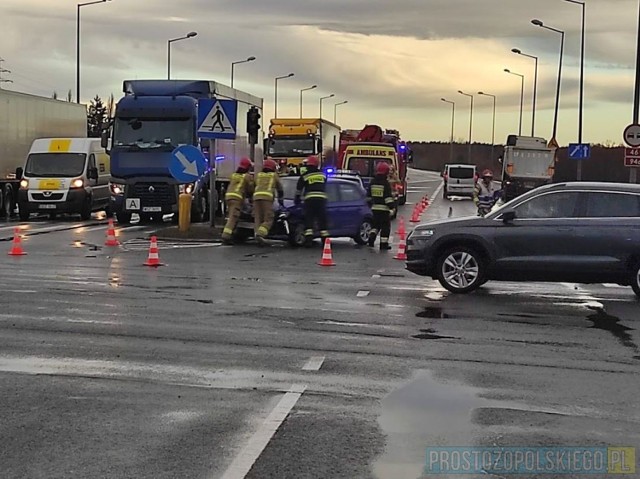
left=263, top=159, right=277, bottom=172
left=376, top=162, right=391, bottom=176
left=239, top=158, right=252, bottom=171
left=306, top=155, right=320, bottom=168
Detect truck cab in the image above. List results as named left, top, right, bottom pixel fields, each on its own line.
left=266, top=118, right=340, bottom=169
left=18, top=138, right=111, bottom=220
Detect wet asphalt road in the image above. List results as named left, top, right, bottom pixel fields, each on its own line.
left=0, top=169, right=638, bottom=479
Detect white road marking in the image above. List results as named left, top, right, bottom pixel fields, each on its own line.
left=431, top=182, right=444, bottom=202
left=219, top=384, right=307, bottom=479
left=357, top=290, right=370, bottom=297
left=602, top=283, right=624, bottom=288
left=371, top=274, right=381, bottom=279
left=302, top=356, right=325, bottom=371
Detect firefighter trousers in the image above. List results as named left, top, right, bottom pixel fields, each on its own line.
left=303, top=198, right=329, bottom=238
left=254, top=199, right=274, bottom=238
left=371, top=210, right=391, bottom=244
left=222, top=199, right=243, bottom=240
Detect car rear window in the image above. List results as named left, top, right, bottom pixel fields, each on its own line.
left=448, top=166, right=475, bottom=179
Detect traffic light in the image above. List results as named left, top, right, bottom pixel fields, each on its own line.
left=247, top=107, right=261, bottom=145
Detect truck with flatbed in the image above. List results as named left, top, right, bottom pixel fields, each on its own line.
left=0, top=89, right=87, bottom=218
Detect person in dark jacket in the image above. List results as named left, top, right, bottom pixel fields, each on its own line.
left=367, top=162, right=395, bottom=250
left=294, top=155, right=329, bottom=246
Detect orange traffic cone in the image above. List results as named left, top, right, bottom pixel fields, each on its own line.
left=317, top=238, right=336, bottom=266
left=8, top=228, right=27, bottom=256
left=394, top=234, right=407, bottom=260
left=410, top=206, right=420, bottom=223
left=144, top=236, right=163, bottom=267
left=104, top=219, right=120, bottom=246
left=397, top=215, right=406, bottom=240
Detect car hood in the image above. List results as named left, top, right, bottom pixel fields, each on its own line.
left=413, top=215, right=488, bottom=229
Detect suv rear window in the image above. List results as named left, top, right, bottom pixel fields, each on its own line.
left=448, top=166, right=475, bottom=179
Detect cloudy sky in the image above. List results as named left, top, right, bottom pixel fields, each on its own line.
left=1, top=0, right=638, bottom=144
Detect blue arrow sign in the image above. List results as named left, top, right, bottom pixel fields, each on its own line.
left=568, top=143, right=590, bottom=160
left=169, top=145, right=207, bottom=183
left=197, top=99, right=237, bottom=139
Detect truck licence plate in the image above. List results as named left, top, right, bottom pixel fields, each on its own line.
left=142, top=207, right=162, bottom=212
left=38, top=204, right=57, bottom=209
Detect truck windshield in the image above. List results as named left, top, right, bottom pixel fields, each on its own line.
left=509, top=150, right=555, bottom=178
left=25, top=153, right=86, bottom=177
left=268, top=137, right=315, bottom=157
left=113, top=118, right=193, bottom=149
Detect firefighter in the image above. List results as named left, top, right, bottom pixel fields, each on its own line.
left=221, top=157, right=254, bottom=245
left=474, top=169, right=500, bottom=217
left=298, top=158, right=309, bottom=176
left=367, top=162, right=395, bottom=250
left=253, top=159, right=284, bottom=245
left=294, top=155, right=329, bottom=247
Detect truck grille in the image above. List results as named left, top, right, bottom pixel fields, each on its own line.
left=131, top=183, right=175, bottom=206
left=32, top=193, right=64, bottom=201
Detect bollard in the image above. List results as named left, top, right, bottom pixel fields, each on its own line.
left=178, top=193, right=192, bottom=232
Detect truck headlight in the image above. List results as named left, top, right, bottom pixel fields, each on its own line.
left=110, top=183, right=125, bottom=195
left=19, top=179, right=29, bottom=189
left=71, top=179, right=84, bottom=189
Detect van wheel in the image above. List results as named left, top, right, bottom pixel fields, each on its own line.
left=18, top=204, right=29, bottom=221
left=631, top=262, right=640, bottom=299
left=80, top=198, right=92, bottom=220
left=116, top=211, right=132, bottom=225
left=436, top=246, right=485, bottom=294
left=289, top=223, right=306, bottom=247
left=4, top=187, right=15, bottom=217
left=398, top=195, right=406, bottom=206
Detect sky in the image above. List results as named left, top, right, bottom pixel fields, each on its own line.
left=1, top=0, right=638, bottom=145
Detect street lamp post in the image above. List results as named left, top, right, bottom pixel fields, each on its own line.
left=564, top=0, right=586, bottom=181
left=299, top=84, right=317, bottom=117
left=77, top=0, right=111, bottom=103
left=274, top=73, right=294, bottom=119
left=478, top=92, right=497, bottom=162
left=441, top=98, right=455, bottom=163
left=319, top=94, right=335, bottom=120
left=167, top=31, right=198, bottom=80
left=230, top=56, right=256, bottom=88
left=333, top=100, right=348, bottom=124
left=512, top=48, right=539, bottom=137
left=504, top=69, right=525, bottom=136
left=631, top=0, right=640, bottom=183
left=458, top=90, right=474, bottom=163
left=532, top=19, right=565, bottom=146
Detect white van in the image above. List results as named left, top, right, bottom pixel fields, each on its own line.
left=18, top=138, right=111, bottom=220
left=443, top=164, right=477, bottom=199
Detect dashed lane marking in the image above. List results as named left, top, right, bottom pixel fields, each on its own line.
left=357, top=290, right=370, bottom=297
left=219, top=384, right=307, bottom=479
left=301, top=356, right=325, bottom=371
left=122, top=238, right=221, bottom=251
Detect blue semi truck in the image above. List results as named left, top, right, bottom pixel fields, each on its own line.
left=102, top=80, right=263, bottom=224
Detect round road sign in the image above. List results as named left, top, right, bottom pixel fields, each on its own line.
left=623, top=124, right=640, bottom=147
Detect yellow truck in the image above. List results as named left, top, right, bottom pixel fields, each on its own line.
left=265, top=118, right=341, bottom=169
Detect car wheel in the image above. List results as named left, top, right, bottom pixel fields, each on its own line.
left=116, top=211, right=132, bottom=225
left=289, top=223, right=306, bottom=247
left=354, top=218, right=373, bottom=245
left=631, top=263, right=640, bottom=299
left=436, top=246, right=485, bottom=293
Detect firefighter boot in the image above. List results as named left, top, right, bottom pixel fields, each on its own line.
left=368, top=231, right=377, bottom=247
left=380, top=242, right=392, bottom=251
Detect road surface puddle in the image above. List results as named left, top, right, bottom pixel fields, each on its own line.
left=586, top=305, right=639, bottom=357
left=373, top=370, right=491, bottom=479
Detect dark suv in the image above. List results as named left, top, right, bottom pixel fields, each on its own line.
left=406, top=182, right=640, bottom=297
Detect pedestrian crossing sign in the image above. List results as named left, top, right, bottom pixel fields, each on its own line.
left=197, top=99, right=237, bottom=139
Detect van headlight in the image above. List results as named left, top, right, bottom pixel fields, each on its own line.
left=179, top=183, right=195, bottom=194
left=110, top=182, right=125, bottom=195
left=19, top=179, right=29, bottom=189
left=71, top=179, right=84, bottom=188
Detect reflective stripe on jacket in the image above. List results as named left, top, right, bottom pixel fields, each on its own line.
left=367, top=176, right=395, bottom=212
left=253, top=171, right=283, bottom=201
left=295, top=168, right=327, bottom=201
left=225, top=172, right=252, bottom=201
left=474, top=181, right=498, bottom=208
